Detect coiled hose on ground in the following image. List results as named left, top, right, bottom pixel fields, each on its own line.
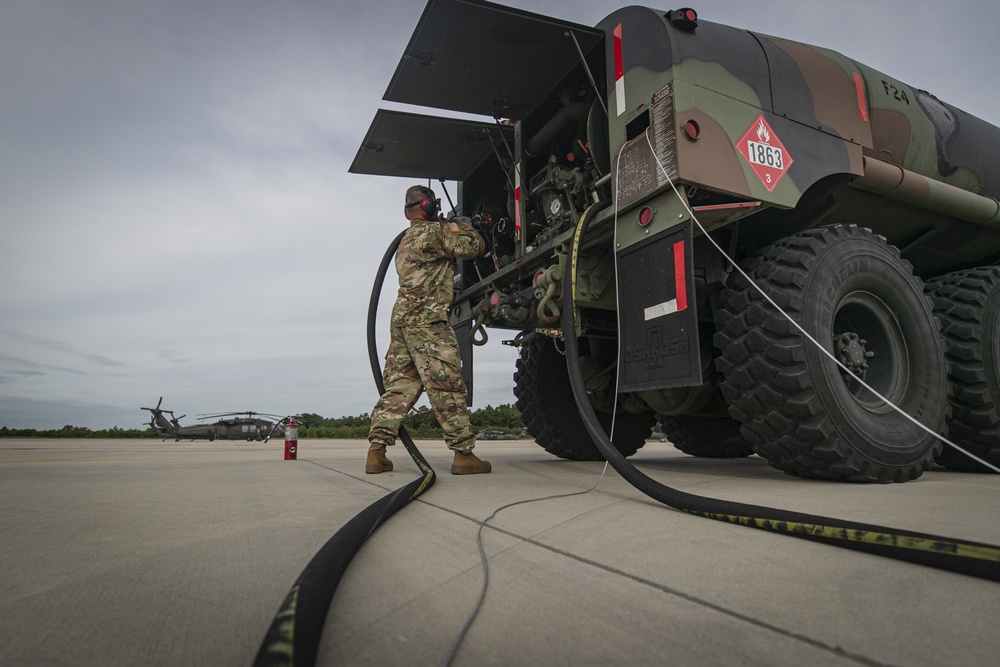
left=253, top=231, right=436, bottom=667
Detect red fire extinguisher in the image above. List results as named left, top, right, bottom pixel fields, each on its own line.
left=284, top=418, right=298, bottom=460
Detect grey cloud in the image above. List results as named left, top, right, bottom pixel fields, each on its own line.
left=157, top=349, right=189, bottom=364
left=0, top=370, right=46, bottom=385
left=0, top=352, right=89, bottom=378
left=3, top=330, right=123, bottom=368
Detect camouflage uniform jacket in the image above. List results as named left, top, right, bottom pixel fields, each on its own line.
left=390, top=217, right=485, bottom=326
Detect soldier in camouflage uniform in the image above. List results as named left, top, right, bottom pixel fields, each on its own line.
left=367, top=185, right=492, bottom=475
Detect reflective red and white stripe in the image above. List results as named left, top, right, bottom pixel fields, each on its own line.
left=514, top=170, right=522, bottom=232
left=643, top=240, right=688, bottom=320
left=614, top=23, right=625, bottom=117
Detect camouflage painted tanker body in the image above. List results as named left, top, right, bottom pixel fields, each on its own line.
left=604, top=6, right=1000, bottom=268
left=352, top=0, right=1000, bottom=481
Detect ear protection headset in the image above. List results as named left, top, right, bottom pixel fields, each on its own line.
left=406, top=185, right=440, bottom=219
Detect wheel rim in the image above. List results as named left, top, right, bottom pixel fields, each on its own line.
left=832, top=291, right=908, bottom=412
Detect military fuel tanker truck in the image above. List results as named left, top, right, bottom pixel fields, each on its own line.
left=351, top=0, right=1000, bottom=482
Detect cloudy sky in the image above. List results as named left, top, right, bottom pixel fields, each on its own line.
left=1, top=0, right=998, bottom=429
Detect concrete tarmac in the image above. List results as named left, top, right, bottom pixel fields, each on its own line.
left=2, top=437, right=999, bottom=666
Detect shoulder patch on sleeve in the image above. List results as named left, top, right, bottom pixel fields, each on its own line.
left=448, top=222, right=460, bottom=233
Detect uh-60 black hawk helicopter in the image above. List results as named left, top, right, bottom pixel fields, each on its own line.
left=141, top=397, right=292, bottom=442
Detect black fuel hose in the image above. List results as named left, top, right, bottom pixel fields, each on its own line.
left=253, top=231, right=436, bottom=667
left=562, top=200, right=1000, bottom=582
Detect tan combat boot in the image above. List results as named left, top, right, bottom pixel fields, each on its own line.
left=451, top=450, right=491, bottom=475
left=365, top=442, right=393, bottom=474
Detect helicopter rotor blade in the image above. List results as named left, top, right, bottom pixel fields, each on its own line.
left=197, top=411, right=259, bottom=419
left=196, top=412, right=244, bottom=421
left=142, top=397, right=165, bottom=412
left=196, top=410, right=288, bottom=421
left=245, top=411, right=289, bottom=420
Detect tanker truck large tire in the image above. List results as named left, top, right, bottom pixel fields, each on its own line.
left=926, top=266, right=1000, bottom=472
left=514, top=335, right=653, bottom=461
left=714, top=224, right=948, bottom=482
left=658, top=415, right=755, bottom=458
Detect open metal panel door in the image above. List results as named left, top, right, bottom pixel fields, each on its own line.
left=349, top=109, right=512, bottom=181
left=385, top=0, right=603, bottom=119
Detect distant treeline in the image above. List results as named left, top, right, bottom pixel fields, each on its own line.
left=295, top=404, right=522, bottom=439
left=0, top=404, right=523, bottom=439
left=0, top=425, right=154, bottom=438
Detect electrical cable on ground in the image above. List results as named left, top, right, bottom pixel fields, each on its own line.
left=443, top=462, right=611, bottom=667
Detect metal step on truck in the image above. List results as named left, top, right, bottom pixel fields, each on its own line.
left=351, top=0, right=1000, bottom=483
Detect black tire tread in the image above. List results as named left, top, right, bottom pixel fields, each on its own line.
left=926, top=266, right=1000, bottom=472
left=514, top=336, right=652, bottom=461
left=659, top=415, right=755, bottom=458
left=713, top=224, right=944, bottom=482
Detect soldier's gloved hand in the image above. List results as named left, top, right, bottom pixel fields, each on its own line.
left=447, top=214, right=491, bottom=233
left=469, top=213, right=492, bottom=233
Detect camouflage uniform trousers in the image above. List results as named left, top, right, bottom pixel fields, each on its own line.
left=369, top=322, right=476, bottom=453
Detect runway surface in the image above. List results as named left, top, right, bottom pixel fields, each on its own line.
left=2, top=437, right=999, bottom=666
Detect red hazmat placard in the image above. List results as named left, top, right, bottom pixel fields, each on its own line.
left=736, top=115, right=793, bottom=193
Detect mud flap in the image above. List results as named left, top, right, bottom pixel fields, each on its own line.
left=616, top=221, right=701, bottom=392
left=453, top=320, right=474, bottom=406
